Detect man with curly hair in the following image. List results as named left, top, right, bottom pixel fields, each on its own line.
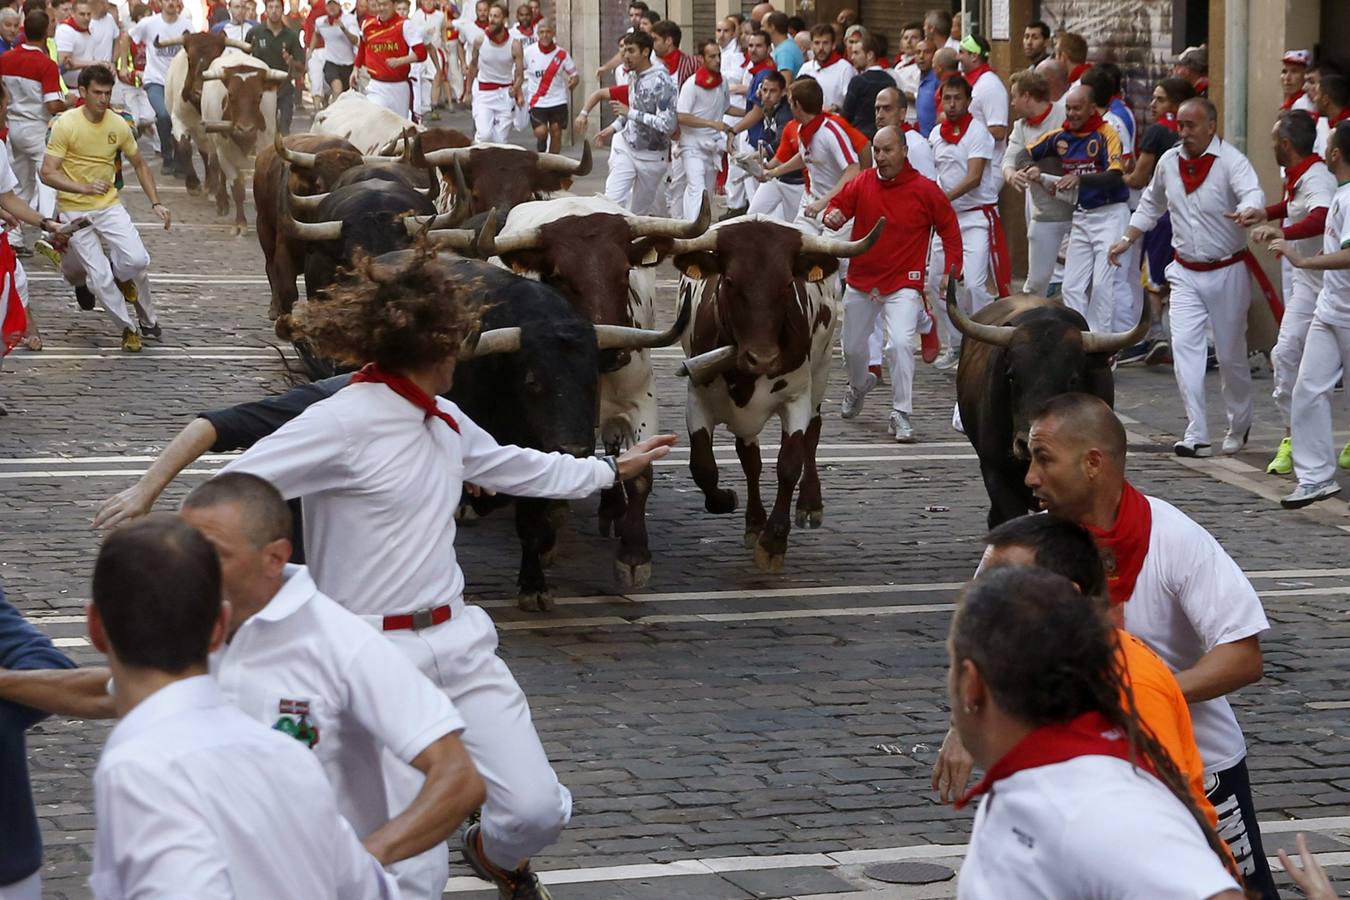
left=219, top=250, right=675, bottom=900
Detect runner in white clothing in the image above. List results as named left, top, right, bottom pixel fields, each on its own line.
left=220, top=249, right=677, bottom=900
left=796, top=24, right=853, bottom=112
left=764, top=78, right=858, bottom=235
left=463, top=3, right=522, bottom=143
left=310, top=0, right=358, bottom=100
left=674, top=39, right=730, bottom=220
left=1004, top=69, right=1071, bottom=296
left=523, top=22, right=576, bottom=153
left=409, top=0, right=444, bottom=117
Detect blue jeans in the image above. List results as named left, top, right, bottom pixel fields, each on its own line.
left=145, top=83, right=174, bottom=167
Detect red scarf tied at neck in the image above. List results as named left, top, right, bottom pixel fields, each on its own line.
left=1068, top=62, right=1091, bottom=83
left=817, top=50, right=843, bottom=68
left=1284, top=153, right=1324, bottom=203
left=515, top=23, right=533, bottom=36
left=1064, top=110, right=1105, bottom=136
left=797, top=111, right=827, bottom=146
left=745, top=57, right=775, bottom=75
left=939, top=111, right=973, bottom=144
left=1025, top=103, right=1053, bottom=128
left=350, top=363, right=460, bottom=433
left=694, top=67, right=721, bottom=89
left=474, top=16, right=487, bottom=27
left=63, top=15, right=89, bottom=32
left=1082, top=481, right=1152, bottom=606
left=956, top=711, right=1151, bottom=809
left=1281, top=89, right=1305, bottom=111
left=1177, top=149, right=1217, bottom=194
left=660, top=48, right=681, bottom=75
left=964, top=62, right=992, bottom=85
left=1158, top=111, right=1179, bottom=133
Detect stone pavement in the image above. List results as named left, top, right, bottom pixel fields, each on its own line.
left=1, top=106, right=1348, bottom=898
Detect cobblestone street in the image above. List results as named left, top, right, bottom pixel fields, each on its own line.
left=2, top=112, right=1349, bottom=898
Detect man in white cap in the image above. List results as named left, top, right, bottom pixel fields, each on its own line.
left=1280, top=49, right=1317, bottom=114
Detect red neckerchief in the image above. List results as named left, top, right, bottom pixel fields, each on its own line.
left=474, top=16, right=487, bottom=27
left=1330, top=107, right=1350, bottom=127
left=1281, top=89, right=1305, bottom=111
left=536, top=39, right=554, bottom=52
left=955, top=711, right=1149, bottom=809
left=1068, top=62, right=1091, bottom=83
left=939, top=111, right=973, bottom=144
left=797, top=111, right=828, bottom=146
left=486, top=26, right=509, bottom=44
left=694, top=67, right=721, bottom=89
left=877, top=161, right=917, bottom=187
left=1178, top=148, right=1218, bottom=193
left=659, top=48, right=681, bottom=75
left=1064, top=110, right=1105, bottom=136
left=1025, top=103, right=1053, bottom=127
left=1158, top=111, right=1178, bottom=133
left=531, top=12, right=542, bottom=25
left=746, top=57, right=775, bottom=75
left=1082, top=481, right=1152, bottom=607
left=63, top=15, right=89, bottom=32
left=350, top=363, right=460, bottom=433
left=900, top=121, right=916, bottom=133
left=964, top=61, right=991, bottom=85
left=1284, top=153, right=1323, bottom=203
left=1195, top=76, right=1209, bottom=94
left=817, top=51, right=843, bottom=68
left=515, top=23, right=532, bottom=36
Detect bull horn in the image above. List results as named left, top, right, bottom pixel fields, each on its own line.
left=676, top=345, right=738, bottom=384
left=799, top=217, right=886, bottom=258
left=1082, top=304, right=1151, bottom=356
left=154, top=34, right=185, bottom=47
left=264, top=68, right=292, bottom=83
left=945, top=279, right=1014, bottom=348
left=536, top=140, right=592, bottom=176
left=459, top=326, right=522, bottom=360
left=202, top=120, right=234, bottom=134
left=224, top=38, right=253, bottom=51
left=420, top=146, right=473, bottom=167
left=476, top=219, right=542, bottom=258
left=593, top=287, right=692, bottom=350
left=275, top=131, right=317, bottom=168
left=289, top=191, right=329, bottom=212
left=624, top=193, right=711, bottom=239
left=426, top=227, right=477, bottom=251
left=667, top=229, right=719, bottom=256
left=284, top=217, right=343, bottom=240
left=402, top=209, right=461, bottom=236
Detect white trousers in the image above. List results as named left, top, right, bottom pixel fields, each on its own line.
left=724, top=132, right=751, bottom=208
left=747, top=179, right=802, bottom=221
left=1167, top=260, right=1252, bottom=444
left=308, top=47, right=328, bottom=100
left=0, top=871, right=40, bottom=900
left=604, top=138, right=667, bottom=215
left=928, top=208, right=991, bottom=350
left=1291, top=315, right=1350, bottom=486
left=843, top=286, right=927, bottom=415
left=1271, top=275, right=1321, bottom=425
left=663, top=148, right=685, bottom=217
left=676, top=142, right=717, bottom=219
left=368, top=77, right=414, bottom=120
left=378, top=606, right=570, bottom=893
left=471, top=85, right=516, bottom=142
left=1112, top=231, right=1145, bottom=332
left=1025, top=216, right=1072, bottom=296
left=59, top=204, right=156, bottom=333
left=113, top=82, right=156, bottom=129
left=8, top=119, right=55, bottom=247
left=1062, top=203, right=1130, bottom=333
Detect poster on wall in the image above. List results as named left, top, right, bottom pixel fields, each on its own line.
left=1040, top=0, right=1174, bottom=116
left=991, top=0, right=1009, bottom=40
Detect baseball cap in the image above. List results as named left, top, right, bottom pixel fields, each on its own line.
left=1175, top=45, right=1207, bottom=72
left=1282, top=49, right=1312, bottom=68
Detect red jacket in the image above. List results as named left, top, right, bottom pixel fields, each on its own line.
left=826, top=164, right=962, bottom=294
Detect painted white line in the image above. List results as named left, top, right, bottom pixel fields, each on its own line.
left=27, top=274, right=270, bottom=285
left=1306, top=701, right=1350, bottom=710
left=11, top=354, right=285, bottom=362
left=51, top=638, right=87, bottom=648
left=34, top=345, right=285, bottom=352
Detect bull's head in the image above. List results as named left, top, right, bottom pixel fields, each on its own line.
left=159, top=32, right=251, bottom=109
left=272, top=132, right=365, bottom=195
left=670, top=217, right=883, bottom=376
left=946, top=282, right=1149, bottom=459
left=202, top=66, right=290, bottom=153
left=418, top=142, right=592, bottom=215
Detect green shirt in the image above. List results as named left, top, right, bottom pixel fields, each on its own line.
left=245, top=22, right=304, bottom=72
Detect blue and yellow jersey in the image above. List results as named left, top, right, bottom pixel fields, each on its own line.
left=1027, top=116, right=1129, bottom=210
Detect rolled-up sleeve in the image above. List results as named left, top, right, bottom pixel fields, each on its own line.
left=454, top=406, right=614, bottom=498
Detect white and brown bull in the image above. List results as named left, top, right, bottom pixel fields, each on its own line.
left=311, top=90, right=419, bottom=154
left=670, top=216, right=883, bottom=572
left=199, top=50, right=290, bottom=234
left=476, top=194, right=709, bottom=596
left=160, top=31, right=253, bottom=196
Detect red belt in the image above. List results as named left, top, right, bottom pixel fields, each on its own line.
left=371, top=75, right=411, bottom=83
left=1172, top=249, right=1285, bottom=322
left=382, top=604, right=452, bottom=631
left=478, top=81, right=511, bottom=90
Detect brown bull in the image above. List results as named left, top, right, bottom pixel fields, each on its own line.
left=417, top=138, right=592, bottom=218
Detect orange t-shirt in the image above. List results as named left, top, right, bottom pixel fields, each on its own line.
left=1117, top=629, right=1217, bottom=828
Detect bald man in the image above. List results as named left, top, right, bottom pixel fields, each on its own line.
left=750, top=1, right=772, bottom=24
left=1035, top=56, right=1068, bottom=102
left=1014, top=392, right=1278, bottom=899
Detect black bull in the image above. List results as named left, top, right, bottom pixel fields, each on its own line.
left=950, top=289, right=1148, bottom=528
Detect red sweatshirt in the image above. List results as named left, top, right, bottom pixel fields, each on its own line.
left=826, top=164, right=962, bottom=294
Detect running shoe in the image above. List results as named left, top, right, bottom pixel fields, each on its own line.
left=1281, top=481, right=1342, bottom=509
left=74, top=285, right=96, bottom=310
left=841, top=371, right=877, bottom=418
left=1267, top=437, right=1293, bottom=475
left=1116, top=340, right=1150, bottom=365
left=1174, top=439, right=1211, bottom=458
left=890, top=411, right=915, bottom=443
left=1144, top=339, right=1172, bottom=366
left=1221, top=427, right=1249, bottom=455
left=1340, top=439, right=1350, bottom=470
left=121, top=328, right=142, bottom=353
left=33, top=239, right=60, bottom=268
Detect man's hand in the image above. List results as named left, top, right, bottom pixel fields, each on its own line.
left=152, top=202, right=171, bottom=230
left=594, top=128, right=613, bottom=147
left=1107, top=237, right=1132, bottom=267
left=616, top=434, right=677, bottom=479
left=1250, top=224, right=1282, bottom=244
left=1270, top=238, right=1305, bottom=267
left=1054, top=172, right=1080, bottom=193
left=94, top=482, right=155, bottom=529
left=609, top=100, right=630, bottom=118
left=85, top=179, right=112, bottom=196
left=512, top=86, right=523, bottom=107
left=931, top=726, right=974, bottom=805
left=1279, top=834, right=1337, bottom=900
left=1007, top=168, right=1031, bottom=191
left=822, top=208, right=846, bottom=230
left=0, top=211, right=19, bottom=229
left=803, top=197, right=827, bottom=219
left=1226, top=207, right=1266, bottom=227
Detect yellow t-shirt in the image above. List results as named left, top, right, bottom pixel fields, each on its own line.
left=46, top=107, right=138, bottom=212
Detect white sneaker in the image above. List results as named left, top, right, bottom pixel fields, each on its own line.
left=1221, top=427, right=1250, bottom=455
left=890, top=411, right=915, bottom=443
left=1174, top=439, right=1212, bottom=458
left=933, top=348, right=959, bottom=371
left=1281, top=481, right=1342, bottom=509
left=841, top=372, right=878, bottom=419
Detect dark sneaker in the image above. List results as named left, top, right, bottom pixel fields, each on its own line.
left=1144, top=339, right=1172, bottom=366
left=1173, top=439, right=1211, bottom=458
left=1116, top=340, right=1150, bottom=365
left=74, top=285, right=96, bottom=310
left=141, top=321, right=162, bottom=340
left=462, top=823, right=553, bottom=899
left=718, top=206, right=747, bottom=222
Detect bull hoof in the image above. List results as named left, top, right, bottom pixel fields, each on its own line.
left=232, top=224, right=246, bottom=238
left=517, top=590, right=555, bottom=612
left=614, top=559, right=652, bottom=589
left=743, top=528, right=761, bottom=549
left=795, top=508, right=824, bottom=529
left=185, top=181, right=202, bottom=195
left=705, top=489, right=738, bottom=514
left=753, top=543, right=786, bottom=574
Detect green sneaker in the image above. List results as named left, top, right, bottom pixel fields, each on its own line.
left=1267, top=436, right=1293, bottom=475
left=1339, top=438, right=1350, bottom=470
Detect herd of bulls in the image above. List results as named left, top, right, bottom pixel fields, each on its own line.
left=165, top=35, right=1149, bottom=607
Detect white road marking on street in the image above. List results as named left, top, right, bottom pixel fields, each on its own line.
left=439, top=816, right=1350, bottom=892
left=12, top=354, right=285, bottom=361
left=27, top=274, right=270, bottom=285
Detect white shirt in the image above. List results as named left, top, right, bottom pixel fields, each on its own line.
left=1005, top=99, right=1074, bottom=222
left=1285, top=158, right=1336, bottom=299
left=797, top=55, right=854, bottom=112
left=929, top=116, right=997, bottom=211
left=893, top=61, right=919, bottom=123
left=455, top=14, right=484, bottom=56
left=88, top=12, right=120, bottom=63
left=128, top=14, right=193, bottom=86
left=216, top=20, right=254, bottom=43
left=959, top=755, right=1240, bottom=900
left=0, top=44, right=62, bottom=123
left=0, top=143, right=17, bottom=194
left=91, top=676, right=398, bottom=900
left=523, top=42, right=575, bottom=109
left=314, top=12, right=359, bottom=66
left=904, top=128, right=935, bottom=179
left=410, top=6, right=445, bottom=49
left=223, top=382, right=614, bottom=618
left=1130, top=135, right=1265, bottom=263
left=967, top=66, right=1009, bottom=173
left=719, top=40, right=743, bottom=81
left=800, top=114, right=858, bottom=199
left=1122, top=496, right=1270, bottom=774
left=508, top=23, right=537, bottom=49
left=55, top=23, right=95, bottom=79
left=676, top=74, right=729, bottom=148
left=211, top=565, right=464, bottom=839
left=1316, top=180, right=1350, bottom=327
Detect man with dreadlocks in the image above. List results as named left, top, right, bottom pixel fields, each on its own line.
left=217, top=249, right=677, bottom=900
left=948, top=567, right=1242, bottom=897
